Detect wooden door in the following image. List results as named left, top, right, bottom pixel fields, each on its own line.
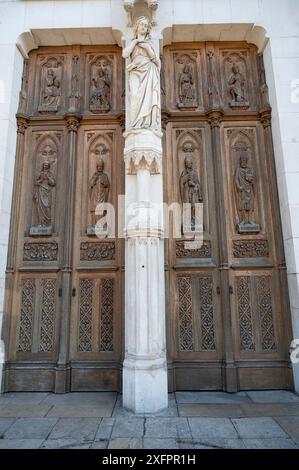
left=162, top=42, right=294, bottom=391
left=2, top=45, right=124, bottom=392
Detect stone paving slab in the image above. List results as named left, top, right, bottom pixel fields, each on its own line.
left=0, top=439, right=44, bottom=449
left=113, top=395, right=178, bottom=418
left=231, top=417, right=288, bottom=439
left=246, top=391, right=299, bottom=403
left=188, top=417, right=238, bottom=439
left=240, top=403, right=299, bottom=417
left=46, top=404, right=114, bottom=418
left=179, top=438, right=245, bottom=449
left=242, top=438, right=298, bottom=449
left=273, top=416, right=299, bottom=438
left=0, top=405, right=52, bottom=418
left=95, top=418, right=115, bottom=440
left=108, top=438, right=143, bottom=449
left=47, top=417, right=101, bottom=441
left=175, top=391, right=250, bottom=404
left=42, top=392, right=117, bottom=406
left=0, top=393, right=49, bottom=405
left=40, top=439, right=93, bottom=449
left=111, top=418, right=145, bottom=438
left=144, top=417, right=191, bottom=439
left=0, top=418, right=15, bottom=437
left=178, top=404, right=245, bottom=418
left=4, top=417, right=58, bottom=440
left=143, top=438, right=179, bottom=449
left=92, top=440, right=109, bottom=449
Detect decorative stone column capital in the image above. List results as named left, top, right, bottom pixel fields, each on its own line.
left=65, top=114, right=81, bottom=132
left=207, top=109, right=224, bottom=129
left=124, top=148, right=162, bottom=175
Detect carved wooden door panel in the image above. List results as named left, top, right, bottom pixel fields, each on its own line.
left=2, top=45, right=124, bottom=392
left=163, top=42, right=293, bottom=391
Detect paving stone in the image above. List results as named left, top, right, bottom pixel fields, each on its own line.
left=178, top=404, right=244, bottom=418
left=246, top=391, right=299, bottom=403
left=188, top=417, right=238, bottom=439
left=92, top=440, right=109, bottom=449
left=232, top=417, right=288, bottom=438
left=293, top=438, right=299, bottom=448
left=143, top=438, right=179, bottom=449
left=111, top=418, right=144, bottom=438
left=41, top=439, right=93, bottom=449
left=242, top=438, right=298, bottom=449
left=95, top=418, right=115, bottom=440
left=113, top=394, right=178, bottom=417
left=145, top=417, right=191, bottom=439
left=176, top=391, right=250, bottom=405
left=108, top=438, right=143, bottom=449
left=43, top=392, right=117, bottom=406
left=0, top=439, right=44, bottom=449
left=46, top=404, right=113, bottom=418
left=241, top=403, right=299, bottom=417
left=0, top=405, right=52, bottom=418
left=273, top=416, right=299, bottom=438
left=179, top=438, right=245, bottom=449
left=4, top=417, right=58, bottom=439
left=0, top=418, right=15, bottom=437
left=48, top=417, right=101, bottom=441
left=0, top=393, right=49, bottom=405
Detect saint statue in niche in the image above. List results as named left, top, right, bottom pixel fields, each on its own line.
left=90, top=59, right=111, bottom=113
left=179, top=141, right=203, bottom=231
left=234, top=141, right=260, bottom=234
left=228, top=64, right=249, bottom=109
left=123, top=16, right=161, bottom=131
left=88, top=144, right=110, bottom=234
left=30, top=156, right=56, bottom=236
left=41, top=68, right=61, bottom=110
left=177, top=63, right=197, bottom=109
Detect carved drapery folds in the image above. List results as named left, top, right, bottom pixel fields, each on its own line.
left=222, top=51, right=249, bottom=110
left=38, top=56, right=64, bottom=113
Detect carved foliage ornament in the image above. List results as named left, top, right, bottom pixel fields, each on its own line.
left=80, top=242, right=115, bottom=261
left=233, top=240, right=269, bottom=258
left=176, top=240, right=211, bottom=258
left=24, top=242, right=58, bottom=261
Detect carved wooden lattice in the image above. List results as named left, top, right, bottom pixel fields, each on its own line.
left=78, top=279, right=93, bottom=352
left=257, top=276, right=276, bottom=351
left=236, top=277, right=255, bottom=351
left=17, top=279, right=36, bottom=352
left=178, top=276, right=193, bottom=351
left=99, top=278, right=114, bottom=352
left=199, top=277, right=216, bottom=351
left=39, top=279, right=56, bottom=352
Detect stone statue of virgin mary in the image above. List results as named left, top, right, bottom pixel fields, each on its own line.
left=123, top=16, right=161, bottom=131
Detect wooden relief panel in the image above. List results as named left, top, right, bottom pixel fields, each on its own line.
left=233, top=272, right=277, bottom=355
left=36, top=54, right=66, bottom=114
left=17, top=276, right=58, bottom=356
left=177, top=274, right=217, bottom=353
left=77, top=277, right=115, bottom=354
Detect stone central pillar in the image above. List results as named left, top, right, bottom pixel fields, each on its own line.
left=122, top=16, right=168, bottom=413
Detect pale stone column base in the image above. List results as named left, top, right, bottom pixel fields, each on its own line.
left=123, top=357, right=168, bottom=413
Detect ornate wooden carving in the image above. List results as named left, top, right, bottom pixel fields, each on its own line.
left=236, top=277, right=255, bottom=351
left=177, top=276, right=193, bottom=351
left=199, top=277, right=216, bottom=351
left=38, top=56, right=64, bottom=113
left=17, top=279, right=35, bottom=353
left=233, top=240, right=269, bottom=258
left=222, top=51, right=249, bottom=110
left=100, top=278, right=114, bottom=352
left=176, top=240, right=211, bottom=258
left=69, top=55, right=80, bottom=112
left=257, top=276, right=276, bottom=351
left=80, top=242, right=115, bottom=261
left=89, top=55, right=112, bottom=113
left=39, top=279, right=56, bottom=352
left=175, top=54, right=198, bottom=110
left=78, top=279, right=93, bottom=352
left=23, top=242, right=58, bottom=261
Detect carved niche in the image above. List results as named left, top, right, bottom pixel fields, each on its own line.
left=38, top=56, right=64, bottom=113
left=30, top=135, right=59, bottom=236
left=230, top=132, right=260, bottom=234
left=87, top=135, right=112, bottom=236
left=222, top=51, right=249, bottom=110
left=89, top=55, right=112, bottom=113
left=175, top=53, right=198, bottom=110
